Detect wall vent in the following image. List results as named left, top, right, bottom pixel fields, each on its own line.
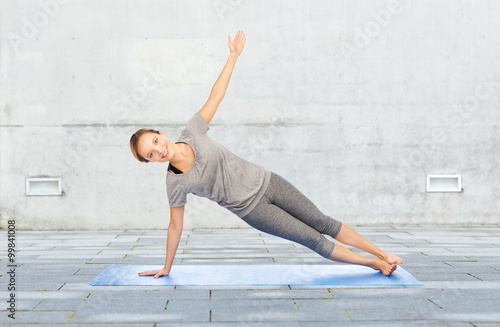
left=426, top=174, right=462, bottom=193
left=26, top=177, right=62, bottom=196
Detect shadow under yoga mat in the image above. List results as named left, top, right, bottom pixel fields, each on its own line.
left=90, top=264, right=422, bottom=286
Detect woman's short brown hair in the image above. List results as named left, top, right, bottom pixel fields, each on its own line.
left=130, top=129, right=160, bottom=163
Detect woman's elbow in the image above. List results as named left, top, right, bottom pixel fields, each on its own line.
left=168, top=223, right=183, bottom=233
left=209, top=91, right=225, bottom=102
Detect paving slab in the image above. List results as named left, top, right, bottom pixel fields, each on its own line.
left=0, top=310, right=76, bottom=323
left=208, top=299, right=300, bottom=323
left=301, top=321, right=449, bottom=327
left=211, top=289, right=334, bottom=300
left=346, top=307, right=442, bottom=321
left=9, top=324, right=153, bottom=327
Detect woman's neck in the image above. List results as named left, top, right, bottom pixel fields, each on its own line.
left=169, top=143, right=195, bottom=173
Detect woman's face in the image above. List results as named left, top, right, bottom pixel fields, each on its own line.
left=136, top=132, right=175, bottom=163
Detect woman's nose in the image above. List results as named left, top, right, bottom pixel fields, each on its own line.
left=156, top=145, right=163, bottom=157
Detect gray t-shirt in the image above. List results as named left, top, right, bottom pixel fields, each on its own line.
left=166, top=113, right=271, bottom=218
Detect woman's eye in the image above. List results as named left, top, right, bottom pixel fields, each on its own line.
left=154, top=139, right=158, bottom=144
left=149, top=153, right=153, bottom=158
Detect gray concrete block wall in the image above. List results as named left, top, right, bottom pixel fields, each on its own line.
left=0, top=0, right=499, bottom=230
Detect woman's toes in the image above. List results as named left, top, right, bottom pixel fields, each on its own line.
left=386, top=253, right=403, bottom=265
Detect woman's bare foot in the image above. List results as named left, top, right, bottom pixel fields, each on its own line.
left=370, top=259, right=398, bottom=276
left=379, top=251, right=403, bottom=265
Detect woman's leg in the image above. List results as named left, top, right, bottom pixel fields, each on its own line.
left=265, top=173, right=343, bottom=238
left=328, top=242, right=397, bottom=276
left=242, top=194, right=336, bottom=260
left=335, top=224, right=403, bottom=264
left=243, top=198, right=397, bottom=276
left=266, top=172, right=402, bottom=268
left=243, top=173, right=399, bottom=276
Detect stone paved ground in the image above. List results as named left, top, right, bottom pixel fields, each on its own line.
left=0, top=226, right=499, bottom=326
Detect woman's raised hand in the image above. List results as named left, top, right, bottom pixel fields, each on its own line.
left=138, top=267, right=169, bottom=278
left=228, top=30, right=246, bottom=57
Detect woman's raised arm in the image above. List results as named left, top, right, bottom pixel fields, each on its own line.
left=198, top=30, right=246, bottom=125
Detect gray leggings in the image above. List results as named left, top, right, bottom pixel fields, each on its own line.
left=241, top=172, right=343, bottom=259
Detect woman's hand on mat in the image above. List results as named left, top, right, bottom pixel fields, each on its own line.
left=228, top=30, right=246, bottom=57
left=138, top=267, right=169, bottom=278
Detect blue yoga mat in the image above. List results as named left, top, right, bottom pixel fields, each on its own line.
left=89, top=264, right=422, bottom=286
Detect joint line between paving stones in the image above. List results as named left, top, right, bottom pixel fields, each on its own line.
left=467, top=273, right=483, bottom=281
left=427, top=299, right=444, bottom=309
left=66, top=310, right=77, bottom=323
left=344, top=309, right=353, bottom=321
left=85, top=290, right=93, bottom=300
left=32, top=300, right=43, bottom=310
left=327, top=288, right=337, bottom=299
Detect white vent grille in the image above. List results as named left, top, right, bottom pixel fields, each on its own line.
left=26, top=178, right=62, bottom=196
left=426, top=174, right=462, bottom=193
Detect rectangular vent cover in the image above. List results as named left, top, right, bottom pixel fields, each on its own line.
left=26, top=178, right=62, bottom=196
left=426, top=174, right=462, bottom=193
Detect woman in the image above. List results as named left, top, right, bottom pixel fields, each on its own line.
left=130, top=31, right=402, bottom=278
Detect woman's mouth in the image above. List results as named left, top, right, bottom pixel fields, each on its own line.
left=162, top=146, right=168, bottom=158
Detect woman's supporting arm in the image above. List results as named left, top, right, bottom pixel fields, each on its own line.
left=198, top=30, right=246, bottom=125
left=138, top=205, right=184, bottom=278
left=162, top=205, right=184, bottom=275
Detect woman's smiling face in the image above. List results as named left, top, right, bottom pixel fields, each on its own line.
left=136, top=132, right=175, bottom=163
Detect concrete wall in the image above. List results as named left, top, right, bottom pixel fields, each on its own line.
left=1, top=0, right=499, bottom=230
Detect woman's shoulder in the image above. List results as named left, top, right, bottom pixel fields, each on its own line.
left=185, top=112, right=210, bottom=136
